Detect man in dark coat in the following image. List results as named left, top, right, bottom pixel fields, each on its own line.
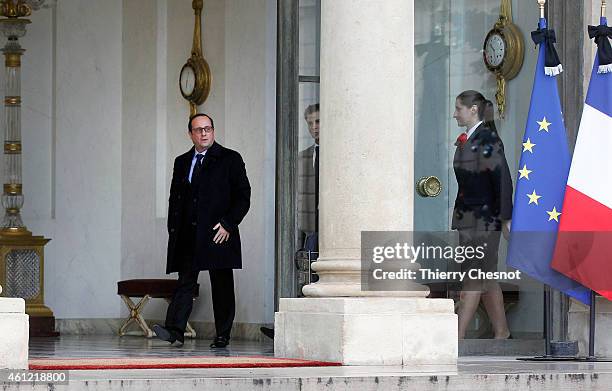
left=153, top=113, right=251, bottom=348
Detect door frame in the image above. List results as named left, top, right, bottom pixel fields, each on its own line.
left=275, top=0, right=299, bottom=309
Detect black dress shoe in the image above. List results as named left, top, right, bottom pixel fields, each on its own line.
left=210, top=336, right=230, bottom=348
left=260, top=327, right=274, bottom=340
left=152, top=324, right=184, bottom=345
left=171, top=339, right=185, bottom=347
left=152, top=324, right=175, bottom=343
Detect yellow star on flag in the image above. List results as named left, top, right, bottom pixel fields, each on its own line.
left=537, top=117, right=552, bottom=132
left=522, top=138, right=536, bottom=153
left=518, top=164, right=532, bottom=180
left=527, top=190, right=541, bottom=205
left=546, top=206, right=561, bottom=222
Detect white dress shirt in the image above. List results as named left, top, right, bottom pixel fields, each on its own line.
left=188, top=149, right=208, bottom=183
left=466, top=120, right=483, bottom=140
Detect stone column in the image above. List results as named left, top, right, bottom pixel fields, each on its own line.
left=302, top=0, right=423, bottom=298
left=275, top=0, right=457, bottom=365
left=0, top=292, right=28, bottom=369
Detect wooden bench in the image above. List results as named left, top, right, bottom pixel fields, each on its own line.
left=117, top=279, right=199, bottom=338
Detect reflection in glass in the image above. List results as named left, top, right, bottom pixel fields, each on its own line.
left=299, top=0, right=320, bottom=77
left=295, top=83, right=320, bottom=297
left=297, top=83, right=319, bottom=251
left=414, top=0, right=543, bottom=340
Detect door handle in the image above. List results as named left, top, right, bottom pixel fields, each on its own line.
left=416, top=176, right=442, bottom=197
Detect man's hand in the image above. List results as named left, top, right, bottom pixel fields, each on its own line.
left=213, top=223, right=230, bottom=243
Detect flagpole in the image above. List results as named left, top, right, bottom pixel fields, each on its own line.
left=544, top=286, right=552, bottom=357
left=537, top=0, right=554, bottom=360
left=515, top=0, right=612, bottom=362
left=588, top=290, right=597, bottom=359
left=583, top=0, right=609, bottom=362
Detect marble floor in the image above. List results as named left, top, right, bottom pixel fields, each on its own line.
left=16, top=336, right=612, bottom=390
left=29, top=335, right=274, bottom=359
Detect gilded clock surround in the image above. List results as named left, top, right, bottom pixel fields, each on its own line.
left=180, top=0, right=212, bottom=116
left=483, top=0, right=525, bottom=118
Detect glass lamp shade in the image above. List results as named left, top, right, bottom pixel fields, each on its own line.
left=24, top=0, right=56, bottom=10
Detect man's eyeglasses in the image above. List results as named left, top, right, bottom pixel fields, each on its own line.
left=192, top=126, right=214, bottom=135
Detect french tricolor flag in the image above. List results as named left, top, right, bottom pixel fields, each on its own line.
left=551, top=18, right=612, bottom=300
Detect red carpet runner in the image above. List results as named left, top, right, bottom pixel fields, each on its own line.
left=29, top=356, right=342, bottom=370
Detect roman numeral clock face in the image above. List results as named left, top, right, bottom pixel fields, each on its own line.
left=485, top=33, right=506, bottom=68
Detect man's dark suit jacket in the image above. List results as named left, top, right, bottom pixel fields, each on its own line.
left=297, top=144, right=317, bottom=246
left=166, top=142, right=251, bottom=273
left=452, top=124, right=513, bottom=232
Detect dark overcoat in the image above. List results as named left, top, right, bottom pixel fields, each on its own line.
left=452, top=124, right=513, bottom=232
left=166, top=141, right=251, bottom=273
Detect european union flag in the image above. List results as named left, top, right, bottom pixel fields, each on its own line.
left=506, top=18, right=591, bottom=305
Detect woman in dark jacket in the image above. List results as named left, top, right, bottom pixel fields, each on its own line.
left=452, top=90, right=513, bottom=339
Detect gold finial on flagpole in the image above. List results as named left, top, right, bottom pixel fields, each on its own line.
left=602, top=0, right=607, bottom=19
left=537, top=0, right=546, bottom=19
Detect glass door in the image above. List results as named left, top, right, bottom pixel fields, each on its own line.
left=414, top=0, right=544, bottom=343
left=414, top=0, right=451, bottom=231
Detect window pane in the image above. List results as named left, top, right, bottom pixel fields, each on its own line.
left=299, top=0, right=320, bottom=77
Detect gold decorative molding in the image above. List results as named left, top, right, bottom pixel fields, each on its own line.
left=0, top=1, right=31, bottom=18
left=0, top=226, right=31, bottom=236
left=191, top=0, right=203, bottom=58
left=4, top=142, right=21, bottom=154
left=4, top=96, right=20, bottom=106
left=498, top=0, right=513, bottom=26
left=5, top=52, right=21, bottom=67
left=3, top=183, right=22, bottom=195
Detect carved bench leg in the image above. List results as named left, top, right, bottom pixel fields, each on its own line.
left=119, top=294, right=153, bottom=337
left=185, top=322, right=197, bottom=338
left=118, top=295, right=136, bottom=336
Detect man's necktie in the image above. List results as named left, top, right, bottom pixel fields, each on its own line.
left=192, top=153, right=205, bottom=182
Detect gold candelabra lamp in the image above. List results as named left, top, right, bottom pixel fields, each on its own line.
left=0, top=0, right=56, bottom=337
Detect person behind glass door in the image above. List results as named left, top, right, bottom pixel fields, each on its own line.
left=297, top=103, right=320, bottom=252
left=452, top=90, right=513, bottom=339
left=260, top=103, right=320, bottom=341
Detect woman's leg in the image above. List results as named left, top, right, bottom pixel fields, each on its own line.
left=457, top=284, right=482, bottom=339
left=481, top=282, right=510, bottom=339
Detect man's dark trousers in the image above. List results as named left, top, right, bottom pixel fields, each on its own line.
left=165, top=269, right=235, bottom=341
left=164, top=172, right=235, bottom=341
